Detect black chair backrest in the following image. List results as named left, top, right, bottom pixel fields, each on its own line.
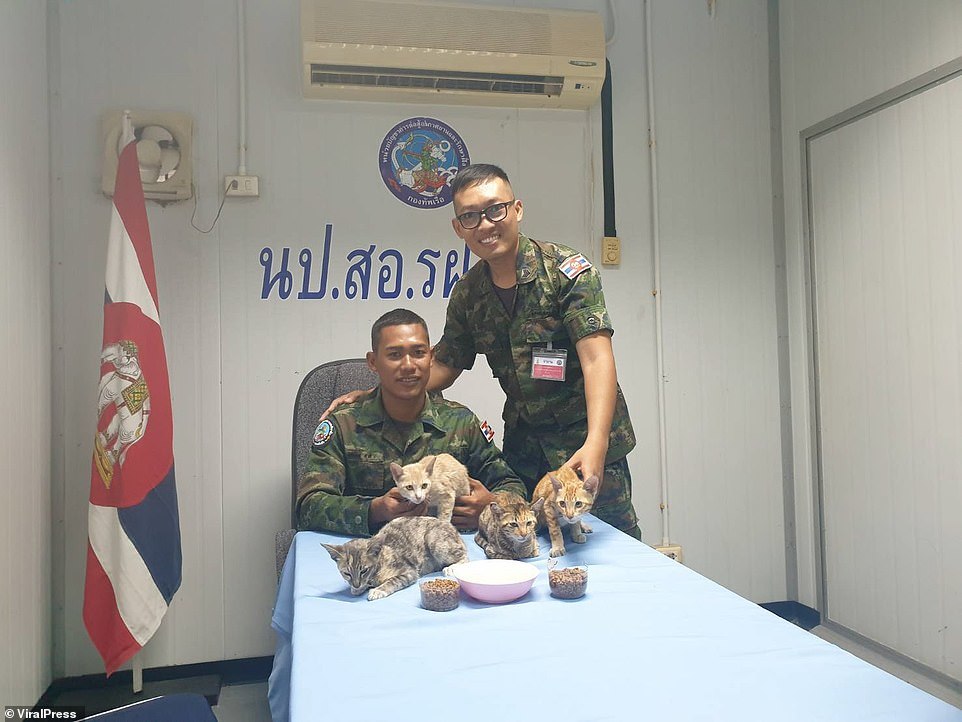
left=290, top=358, right=378, bottom=526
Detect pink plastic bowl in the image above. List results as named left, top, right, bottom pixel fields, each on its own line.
left=447, top=559, right=538, bottom=603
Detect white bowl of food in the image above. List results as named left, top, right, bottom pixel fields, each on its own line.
left=446, top=559, right=538, bottom=603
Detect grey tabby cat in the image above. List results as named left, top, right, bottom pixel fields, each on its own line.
left=322, top=516, right=468, bottom=600
left=389, top=453, right=471, bottom=523
left=474, top=492, right=545, bottom=560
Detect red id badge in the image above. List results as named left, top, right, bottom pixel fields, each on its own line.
left=531, top=347, right=567, bottom=381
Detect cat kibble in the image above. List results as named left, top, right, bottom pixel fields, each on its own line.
left=420, top=578, right=461, bottom=611
left=549, top=567, right=588, bottom=599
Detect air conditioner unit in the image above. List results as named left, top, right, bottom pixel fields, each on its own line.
left=301, top=0, right=605, bottom=109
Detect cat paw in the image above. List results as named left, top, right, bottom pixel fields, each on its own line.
left=549, top=546, right=566, bottom=558
left=367, top=588, right=389, bottom=601
left=581, top=521, right=593, bottom=534
left=571, top=532, right=587, bottom=544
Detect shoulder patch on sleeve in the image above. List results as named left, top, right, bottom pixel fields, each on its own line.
left=313, top=419, right=335, bottom=447
left=479, top=419, right=495, bottom=443
left=559, top=253, right=592, bottom=279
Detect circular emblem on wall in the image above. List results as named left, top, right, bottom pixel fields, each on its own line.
left=378, top=117, right=470, bottom=209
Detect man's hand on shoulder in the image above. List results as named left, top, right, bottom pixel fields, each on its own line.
left=451, top=478, right=494, bottom=531
left=369, top=487, right=427, bottom=526
left=319, top=387, right=375, bottom=421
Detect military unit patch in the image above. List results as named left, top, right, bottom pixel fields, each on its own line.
left=479, top=419, right=495, bottom=443
left=313, top=419, right=335, bottom=447
left=559, top=253, right=592, bottom=279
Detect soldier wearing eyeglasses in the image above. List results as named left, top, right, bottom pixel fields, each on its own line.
left=431, top=163, right=641, bottom=541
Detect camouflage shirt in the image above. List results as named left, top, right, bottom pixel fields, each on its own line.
left=296, top=389, right=526, bottom=536
left=434, top=233, right=636, bottom=478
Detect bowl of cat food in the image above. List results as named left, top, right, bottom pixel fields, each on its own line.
left=548, top=565, right=588, bottom=599
left=420, top=577, right=461, bottom=612
left=446, top=559, right=538, bottom=604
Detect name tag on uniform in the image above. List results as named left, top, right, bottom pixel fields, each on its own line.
left=531, top=347, right=567, bottom=381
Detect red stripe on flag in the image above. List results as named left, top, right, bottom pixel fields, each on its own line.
left=82, top=543, right=142, bottom=676
left=113, top=142, right=159, bottom=309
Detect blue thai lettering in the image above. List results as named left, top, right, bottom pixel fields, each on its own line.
left=417, top=249, right=441, bottom=297
left=297, top=224, right=333, bottom=299
left=377, top=249, right=403, bottom=299
left=344, top=245, right=376, bottom=299
left=260, top=247, right=293, bottom=299
left=442, top=244, right=472, bottom=297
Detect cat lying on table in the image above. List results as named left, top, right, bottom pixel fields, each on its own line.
left=474, top=492, right=544, bottom=560
left=322, top=516, right=468, bottom=600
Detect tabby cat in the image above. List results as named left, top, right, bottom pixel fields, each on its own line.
left=389, top=453, right=471, bottom=523
left=322, top=516, right=468, bottom=600
left=532, top=466, right=599, bottom=558
left=474, top=493, right=545, bottom=560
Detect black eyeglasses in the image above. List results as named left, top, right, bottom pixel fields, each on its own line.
left=455, top=200, right=515, bottom=229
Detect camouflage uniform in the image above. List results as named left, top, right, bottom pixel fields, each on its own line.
left=296, top=388, right=526, bottom=536
left=434, top=233, right=641, bottom=539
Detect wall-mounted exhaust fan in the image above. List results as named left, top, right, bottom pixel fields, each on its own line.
left=101, top=109, right=193, bottom=203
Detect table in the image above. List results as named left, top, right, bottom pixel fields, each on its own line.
left=269, top=517, right=962, bottom=721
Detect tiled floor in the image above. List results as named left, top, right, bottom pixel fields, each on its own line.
left=810, top=625, right=962, bottom=711
left=212, top=682, right=271, bottom=722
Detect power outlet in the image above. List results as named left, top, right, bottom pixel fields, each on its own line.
left=655, top=544, right=683, bottom=564
left=602, top=236, right=621, bottom=265
left=225, top=175, right=259, bottom=197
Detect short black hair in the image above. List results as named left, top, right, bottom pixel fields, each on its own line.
left=449, top=163, right=512, bottom=204
left=371, top=308, right=429, bottom=351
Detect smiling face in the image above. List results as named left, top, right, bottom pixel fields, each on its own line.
left=451, top=177, right=523, bottom=272
left=366, top=322, right=433, bottom=407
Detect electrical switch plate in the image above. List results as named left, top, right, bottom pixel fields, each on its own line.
left=655, top=545, right=683, bottom=564
left=225, top=175, right=259, bottom=197
left=602, top=236, right=621, bottom=265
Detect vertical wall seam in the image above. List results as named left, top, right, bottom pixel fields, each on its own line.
left=768, top=0, right=798, bottom=600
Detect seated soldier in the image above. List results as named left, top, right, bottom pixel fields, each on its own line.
left=296, top=308, right=526, bottom=536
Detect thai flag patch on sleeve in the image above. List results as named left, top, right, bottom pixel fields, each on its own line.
left=559, top=253, right=592, bottom=279
left=480, top=420, right=495, bottom=443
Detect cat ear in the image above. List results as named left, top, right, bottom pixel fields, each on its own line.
left=489, top=501, right=503, bottom=519
left=389, top=462, right=403, bottom=482
left=321, top=543, right=343, bottom=561
left=549, top=473, right=563, bottom=493
left=583, top=474, right=600, bottom=495
left=530, top=497, right=545, bottom=513
left=421, top=455, right=437, bottom=475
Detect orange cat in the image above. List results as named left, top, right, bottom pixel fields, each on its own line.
left=533, top=466, right=599, bottom=558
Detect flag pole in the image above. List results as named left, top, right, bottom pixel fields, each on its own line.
left=132, top=653, right=143, bottom=693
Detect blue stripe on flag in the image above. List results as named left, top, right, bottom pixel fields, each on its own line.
left=118, top=466, right=183, bottom=604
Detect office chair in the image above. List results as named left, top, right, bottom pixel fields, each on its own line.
left=275, top=358, right=378, bottom=580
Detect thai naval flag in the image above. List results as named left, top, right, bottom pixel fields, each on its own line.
left=83, top=113, right=182, bottom=676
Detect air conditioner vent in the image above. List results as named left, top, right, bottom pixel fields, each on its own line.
left=310, top=65, right=564, bottom=97
left=301, top=0, right=604, bottom=109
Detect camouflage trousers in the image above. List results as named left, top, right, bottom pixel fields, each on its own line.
left=503, top=436, right=642, bottom=541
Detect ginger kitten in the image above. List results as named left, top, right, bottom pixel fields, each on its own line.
left=533, top=466, right=599, bottom=558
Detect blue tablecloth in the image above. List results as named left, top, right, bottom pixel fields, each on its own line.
left=269, top=517, right=961, bottom=721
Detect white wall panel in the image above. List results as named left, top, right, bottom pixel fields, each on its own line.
left=780, top=0, right=962, bottom=608
left=649, top=0, right=785, bottom=600
left=809, top=75, right=962, bottom=681
left=0, top=0, right=51, bottom=703
left=48, top=0, right=785, bottom=675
